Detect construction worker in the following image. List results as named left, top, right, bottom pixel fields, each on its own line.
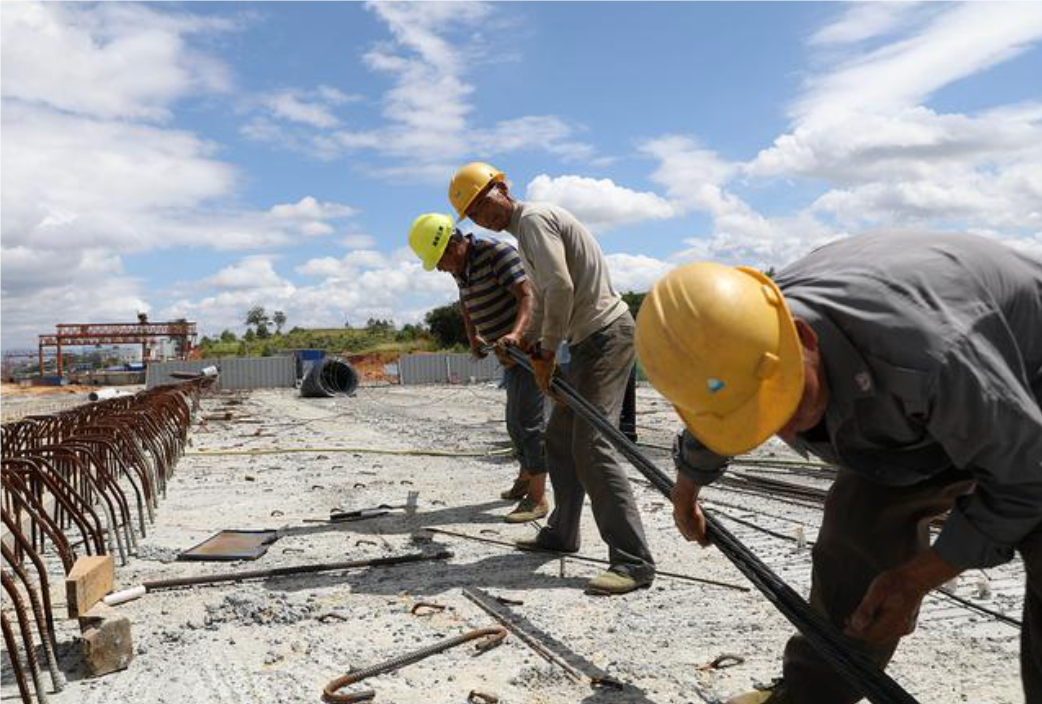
left=636, top=232, right=1042, bottom=704
left=449, top=162, right=656, bottom=595
left=408, top=212, right=549, bottom=523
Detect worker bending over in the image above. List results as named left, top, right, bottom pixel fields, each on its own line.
left=450, top=162, right=655, bottom=595
left=409, top=213, right=549, bottom=523
left=637, top=232, right=1042, bottom=704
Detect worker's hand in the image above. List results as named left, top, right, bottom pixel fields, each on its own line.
left=530, top=347, right=556, bottom=396
left=671, top=473, right=710, bottom=547
left=469, top=335, right=489, bottom=360
left=494, top=333, right=523, bottom=368
left=845, top=550, right=961, bottom=644
left=497, top=331, right=524, bottom=349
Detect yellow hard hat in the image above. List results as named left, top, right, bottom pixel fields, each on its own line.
left=449, top=162, right=505, bottom=219
left=408, top=213, right=455, bottom=271
left=635, top=262, right=804, bottom=456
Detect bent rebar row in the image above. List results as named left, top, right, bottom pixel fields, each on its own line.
left=1, top=378, right=213, bottom=704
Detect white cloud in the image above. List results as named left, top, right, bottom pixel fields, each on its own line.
left=605, top=253, right=673, bottom=293
left=0, top=2, right=231, bottom=121
left=296, top=249, right=391, bottom=279
left=744, top=3, right=1042, bottom=244
left=808, top=2, right=925, bottom=47
left=165, top=253, right=458, bottom=336
left=244, top=2, right=600, bottom=177
left=340, top=233, right=377, bottom=249
left=0, top=249, right=151, bottom=350
left=525, top=174, right=677, bottom=231
left=795, top=3, right=1042, bottom=119
left=266, top=91, right=340, bottom=128
left=0, top=3, right=360, bottom=348
left=641, top=4, right=1042, bottom=266
left=204, top=256, right=288, bottom=291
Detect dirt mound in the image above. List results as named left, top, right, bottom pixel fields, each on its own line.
left=342, top=353, right=397, bottom=383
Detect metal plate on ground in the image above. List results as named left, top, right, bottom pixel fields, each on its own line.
left=178, top=530, right=279, bottom=561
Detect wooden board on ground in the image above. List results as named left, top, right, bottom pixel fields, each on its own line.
left=66, top=555, right=115, bottom=618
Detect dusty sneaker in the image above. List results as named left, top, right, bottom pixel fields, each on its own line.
left=499, top=477, right=530, bottom=501
left=725, top=681, right=790, bottom=704
left=504, top=496, right=549, bottom=524
left=584, top=570, right=650, bottom=596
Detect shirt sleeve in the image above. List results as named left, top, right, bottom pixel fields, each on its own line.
left=491, top=244, right=527, bottom=290
left=928, top=334, right=1042, bottom=569
left=522, top=213, right=574, bottom=351
left=673, top=429, right=732, bottom=485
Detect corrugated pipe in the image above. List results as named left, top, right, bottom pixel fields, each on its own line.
left=300, top=357, right=359, bottom=398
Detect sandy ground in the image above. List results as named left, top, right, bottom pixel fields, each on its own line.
left=2, top=385, right=1026, bottom=704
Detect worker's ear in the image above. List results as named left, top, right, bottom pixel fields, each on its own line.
left=793, top=318, right=818, bottom=353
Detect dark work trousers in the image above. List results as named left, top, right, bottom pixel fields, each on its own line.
left=620, top=365, right=638, bottom=442
left=784, top=468, right=1042, bottom=704
left=503, top=363, right=547, bottom=474
left=537, top=313, right=656, bottom=582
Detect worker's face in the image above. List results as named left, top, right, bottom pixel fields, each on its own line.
left=466, top=183, right=513, bottom=232
left=777, top=319, right=830, bottom=443
left=435, top=236, right=467, bottom=274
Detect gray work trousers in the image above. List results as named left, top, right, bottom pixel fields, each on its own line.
left=503, top=364, right=547, bottom=474
left=784, top=468, right=1042, bottom=704
left=536, top=313, right=656, bottom=582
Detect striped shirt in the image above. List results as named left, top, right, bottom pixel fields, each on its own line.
left=453, top=235, right=527, bottom=342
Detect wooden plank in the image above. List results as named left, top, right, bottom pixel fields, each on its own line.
left=65, top=555, right=115, bottom=618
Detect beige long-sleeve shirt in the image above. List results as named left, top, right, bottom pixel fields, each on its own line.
left=505, top=201, right=628, bottom=350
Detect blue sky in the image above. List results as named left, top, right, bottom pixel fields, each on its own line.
left=2, top=1, right=1041, bottom=350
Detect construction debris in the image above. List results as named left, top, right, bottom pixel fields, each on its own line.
left=103, top=551, right=453, bottom=606
left=79, top=603, right=133, bottom=678
left=178, top=530, right=279, bottom=562
left=65, top=555, right=115, bottom=618
left=323, top=625, right=507, bottom=703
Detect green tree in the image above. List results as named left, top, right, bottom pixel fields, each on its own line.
left=272, top=310, right=287, bottom=334
left=365, top=318, right=395, bottom=334
left=245, top=306, right=270, bottom=336
left=621, top=291, right=646, bottom=319
left=244, top=328, right=256, bottom=343
left=396, top=322, right=426, bottom=342
left=219, top=329, right=237, bottom=343
left=425, top=302, right=468, bottom=348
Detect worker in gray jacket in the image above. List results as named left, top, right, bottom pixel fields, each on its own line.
left=636, top=232, right=1042, bottom=704
left=449, top=162, right=655, bottom=595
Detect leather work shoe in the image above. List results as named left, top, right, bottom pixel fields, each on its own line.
left=584, top=570, right=650, bottom=596
left=504, top=496, right=549, bottom=524
left=500, top=478, right=529, bottom=501
left=725, top=681, right=790, bottom=704
left=515, top=535, right=578, bottom=554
